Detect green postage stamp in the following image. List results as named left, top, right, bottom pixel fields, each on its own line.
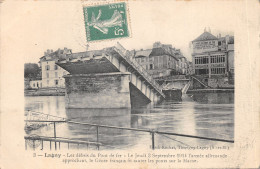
left=83, top=2, right=130, bottom=42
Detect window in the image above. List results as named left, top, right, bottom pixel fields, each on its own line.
left=150, top=64, right=154, bottom=70
left=47, top=80, right=49, bottom=85
left=54, top=65, right=58, bottom=70
left=210, top=55, right=226, bottom=63
left=55, top=72, right=58, bottom=78
left=33, top=83, right=35, bottom=87
left=195, top=56, right=209, bottom=65
left=195, top=69, right=209, bottom=75
left=46, top=73, right=49, bottom=78
left=211, top=68, right=225, bottom=74
left=45, top=65, right=50, bottom=70
left=55, top=80, right=59, bottom=85
left=203, top=57, right=208, bottom=64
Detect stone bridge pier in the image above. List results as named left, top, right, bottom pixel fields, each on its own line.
left=64, top=72, right=131, bottom=108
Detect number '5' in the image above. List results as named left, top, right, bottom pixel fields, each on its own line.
left=114, top=28, right=124, bottom=35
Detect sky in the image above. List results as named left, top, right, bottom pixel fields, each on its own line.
left=1, top=1, right=238, bottom=63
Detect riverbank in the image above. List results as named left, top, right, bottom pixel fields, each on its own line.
left=187, top=88, right=234, bottom=94
left=24, top=88, right=65, bottom=96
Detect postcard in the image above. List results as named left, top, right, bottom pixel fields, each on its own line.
left=0, top=0, right=259, bottom=168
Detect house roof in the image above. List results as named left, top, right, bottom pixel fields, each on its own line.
left=135, top=49, right=152, bottom=58
left=150, top=47, right=169, bottom=56
left=150, top=47, right=178, bottom=61
left=30, top=77, right=42, bottom=81
left=192, top=31, right=218, bottom=42
left=69, top=50, right=103, bottom=59
left=40, top=48, right=73, bottom=61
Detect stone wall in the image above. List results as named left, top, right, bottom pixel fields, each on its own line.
left=208, top=77, right=234, bottom=88
left=190, top=75, right=234, bottom=89
left=64, top=73, right=131, bottom=108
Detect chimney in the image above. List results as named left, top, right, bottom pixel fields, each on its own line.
left=225, top=35, right=229, bottom=43
left=86, top=44, right=89, bottom=51
left=153, top=41, right=162, bottom=48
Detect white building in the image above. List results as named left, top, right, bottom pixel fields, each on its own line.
left=29, top=79, right=42, bottom=89
left=39, top=48, right=71, bottom=88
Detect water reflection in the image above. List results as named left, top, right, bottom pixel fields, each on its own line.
left=25, top=93, right=234, bottom=150
left=191, top=93, right=234, bottom=104
left=65, top=108, right=137, bottom=149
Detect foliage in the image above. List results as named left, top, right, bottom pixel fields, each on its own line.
left=24, top=63, right=41, bottom=79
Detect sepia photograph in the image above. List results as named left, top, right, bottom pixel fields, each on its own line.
left=24, top=1, right=234, bottom=151
left=1, top=0, right=259, bottom=168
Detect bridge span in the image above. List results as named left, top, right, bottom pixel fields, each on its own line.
left=56, top=43, right=165, bottom=108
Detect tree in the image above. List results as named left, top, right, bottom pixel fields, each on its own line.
left=24, top=63, right=41, bottom=79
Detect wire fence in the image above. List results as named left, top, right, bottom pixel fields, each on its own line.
left=24, top=111, right=234, bottom=151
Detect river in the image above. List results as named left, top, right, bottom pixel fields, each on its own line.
left=24, top=93, right=234, bottom=150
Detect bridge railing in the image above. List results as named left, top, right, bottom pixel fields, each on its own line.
left=25, top=135, right=101, bottom=150
left=114, top=43, right=164, bottom=97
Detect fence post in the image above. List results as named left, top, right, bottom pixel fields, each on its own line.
left=151, top=131, right=155, bottom=150
left=54, top=122, right=57, bottom=150
left=41, top=140, right=43, bottom=150
left=97, top=126, right=99, bottom=150
left=25, top=139, right=27, bottom=150
left=33, top=140, right=35, bottom=151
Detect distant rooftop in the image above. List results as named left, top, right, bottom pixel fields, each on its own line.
left=135, top=49, right=152, bottom=58
left=134, top=42, right=184, bottom=61
left=192, top=31, right=218, bottom=42
left=40, top=47, right=72, bottom=61
left=150, top=47, right=178, bottom=60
